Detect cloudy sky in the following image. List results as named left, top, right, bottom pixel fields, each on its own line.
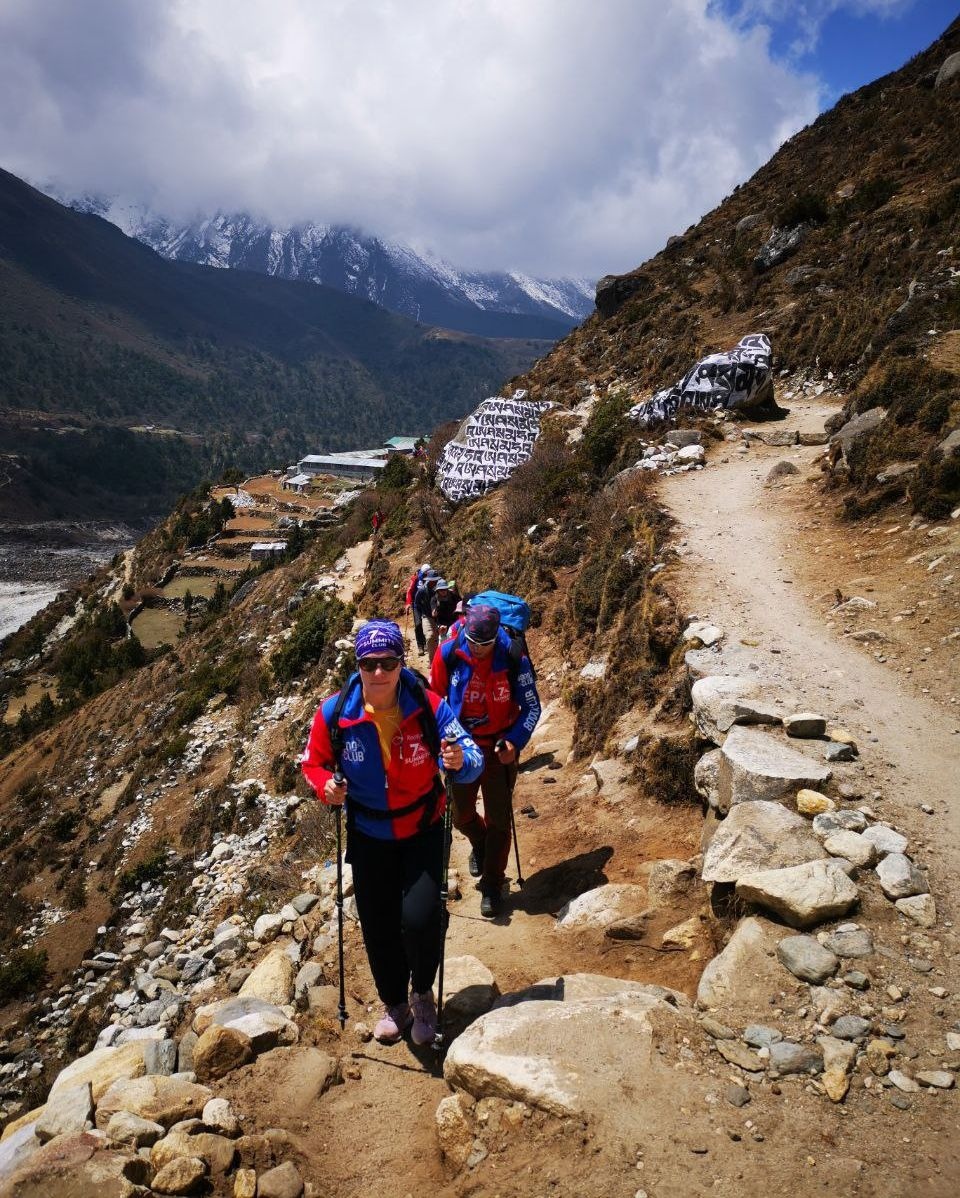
left=0, top=0, right=953, bottom=279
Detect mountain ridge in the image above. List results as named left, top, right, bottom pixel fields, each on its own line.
left=0, top=169, right=549, bottom=521
left=47, top=189, right=595, bottom=340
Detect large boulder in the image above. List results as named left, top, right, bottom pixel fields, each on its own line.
left=701, top=800, right=827, bottom=884
left=830, top=407, right=886, bottom=462
left=94, top=1075, right=213, bottom=1130
left=238, top=948, right=296, bottom=1006
left=48, top=1044, right=147, bottom=1104
left=934, top=51, right=960, bottom=88
left=444, top=982, right=694, bottom=1139
left=735, top=860, right=859, bottom=929
left=556, top=884, right=647, bottom=931
left=595, top=271, right=650, bottom=319
left=690, top=676, right=781, bottom=745
left=695, top=917, right=783, bottom=1012
left=34, top=1083, right=93, bottom=1144
left=191, top=1026, right=255, bottom=1082
left=0, top=1130, right=149, bottom=1198
left=754, top=224, right=808, bottom=270
left=718, top=726, right=832, bottom=811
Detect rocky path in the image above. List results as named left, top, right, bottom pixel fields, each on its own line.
left=660, top=397, right=960, bottom=888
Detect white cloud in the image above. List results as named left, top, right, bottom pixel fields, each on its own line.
left=0, top=0, right=825, bottom=277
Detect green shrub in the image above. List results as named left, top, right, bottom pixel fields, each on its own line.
left=381, top=454, right=415, bottom=490
left=272, top=594, right=349, bottom=684
left=501, top=429, right=582, bottom=536
left=776, top=192, right=828, bottom=228
left=115, top=844, right=170, bottom=896
left=579, top=392, right=633, bottom=476
left=0, top=948, right=48, bottom=1003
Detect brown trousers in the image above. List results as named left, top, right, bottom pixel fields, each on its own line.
left=451, top=745, right=517, bottom=895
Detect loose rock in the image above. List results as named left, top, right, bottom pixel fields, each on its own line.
left=735, top=860, right=859, bottom=929
left=895, top=894, right=937, bottom=928
left=258, top=1160, right=305, bottom=1198
left=702, top=800, right=827, bottom=884
left=785, top=713, right=827, bottom=738
left=192, top=1026, right=255, bottom=1082
left=876, top=854, right=927, bottom=900
left=777, top=935, right=839, bottom=984
left=152, top=1155, right=207, bottom=1195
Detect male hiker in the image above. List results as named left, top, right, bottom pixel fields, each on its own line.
left=430, top=604, right=541, bottom=916
left=404, top=562, right=431, bottom=654
left=430, top=578, right=461, bottom=638
left=414, top=570, right=442, bottom=659
left=301, top=619, right=483, bottom=1044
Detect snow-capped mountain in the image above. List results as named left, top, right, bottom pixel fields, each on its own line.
left=54, top=192, right=595, bottom=340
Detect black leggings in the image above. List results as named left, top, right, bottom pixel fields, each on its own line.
left=347, top=820, right=447, bottom=1006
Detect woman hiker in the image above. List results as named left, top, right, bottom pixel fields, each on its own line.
left=301, top=619, right=483, bottom=1044
left=430, top=604, right=541, bottom=917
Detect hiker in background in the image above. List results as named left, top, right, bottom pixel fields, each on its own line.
left=444, top=592, right=474, bottom=643
left=415, top=570, right=442, bottom=659
left=430, top=605, right=541, bottom=917
left=371, top=505, right=384, bottom=534
left=430, top=578, right=461, bottom=638
left=405, top=563, right=431, bottom=655
left=301, top=620, right=483, bottom=1045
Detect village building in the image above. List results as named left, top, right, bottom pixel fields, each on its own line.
left=281, top=472, right=314, bottom=494
left=250, top=541, right=288, bottom=561
left=383, top=436, right=419, bottom=455
left=294, top=452, right=388, bottom=482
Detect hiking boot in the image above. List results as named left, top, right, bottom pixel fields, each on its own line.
left=410, top=990, right=437, bottom=1046
left=480, top=891, right=502, bottom=919
left=373, top=1002, right=412, bottom=1044
left=468, top=848, right=483, bottom=878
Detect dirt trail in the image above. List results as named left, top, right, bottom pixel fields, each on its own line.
left=660, top=396, right=960, bottom=889
left=236, top=449, right=960, bottom=1197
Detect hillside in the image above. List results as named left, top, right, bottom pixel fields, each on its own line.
left=515, top=16, right=959, bottom=522
left=0, top=170, right=550, bottom=521
left=0, top=19, right=958, bottom=1198
left=51, top=192, right=594, bottom=340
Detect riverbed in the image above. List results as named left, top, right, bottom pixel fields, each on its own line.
left=0, top=521, right=145, bottom=642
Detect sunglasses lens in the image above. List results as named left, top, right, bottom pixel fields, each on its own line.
left=359, top=657, right=401, bottom=672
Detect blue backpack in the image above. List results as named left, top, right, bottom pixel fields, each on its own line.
left=471, top=590, right=530, bottom=633
left=470, top=590, right=536, bottom=683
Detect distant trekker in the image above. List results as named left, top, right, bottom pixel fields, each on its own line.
left=430, top=578, right=461, bottom=637
left=301, top=619, right=483, bottom=1044
left=414, top=571, right=442, bottom=659
left=430, top=605, right=541, bottom=917
left=405, top=562, right=431, bottom=654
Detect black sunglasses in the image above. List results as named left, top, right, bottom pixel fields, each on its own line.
left=358, top=656, right=402, bottom=673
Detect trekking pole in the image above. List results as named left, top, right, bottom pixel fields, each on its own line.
left=433, top=751, right=456, bottom=1054
left=333, top=768, right=348, bottom=1031
left=497, top=739, right=524, bottom=888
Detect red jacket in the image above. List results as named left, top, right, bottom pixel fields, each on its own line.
left=430, top=629, right=540, bottom=750
left=301, top=669, right=483, bottom=841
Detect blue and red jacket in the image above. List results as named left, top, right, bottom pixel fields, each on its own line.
left=430, top=628, right=541, bottom=751
left=301, top=668, right=483, bottom=841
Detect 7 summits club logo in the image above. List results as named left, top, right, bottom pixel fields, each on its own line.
left=342, top=738, right=366, bottom=764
